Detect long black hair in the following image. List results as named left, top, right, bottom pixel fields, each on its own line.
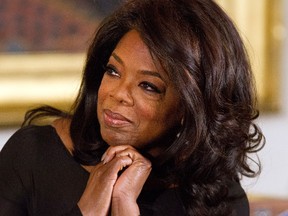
left=24, top=0, right=264, bottom=215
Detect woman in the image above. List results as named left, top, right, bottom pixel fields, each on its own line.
left=0, top=0, right=264, bottom=215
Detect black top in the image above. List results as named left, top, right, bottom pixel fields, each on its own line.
left=0, top=125, right=249, bottom=215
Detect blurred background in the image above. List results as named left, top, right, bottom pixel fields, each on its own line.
left=0, top=0, right=288, bottom=214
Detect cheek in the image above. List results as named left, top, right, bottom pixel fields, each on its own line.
left=135, top=101, right=169, bottom=132
left=135, top=101, right=158, bottom=122
left=97, top=83, right=109, bottom=119
left=97, top=80, right=109, bottom=104
left=97, top=88, right=104, bottom=105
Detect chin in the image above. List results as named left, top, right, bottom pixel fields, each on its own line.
left=102, top=135, right=133, bottom=147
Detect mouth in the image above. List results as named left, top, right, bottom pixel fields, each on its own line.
left=103, top=109, right=132, bottom=127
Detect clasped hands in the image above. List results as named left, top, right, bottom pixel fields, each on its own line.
left=78, top=145, right=152, bottom=216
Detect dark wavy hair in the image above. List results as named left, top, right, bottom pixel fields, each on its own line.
left=24, top=0, right=264, bottom=215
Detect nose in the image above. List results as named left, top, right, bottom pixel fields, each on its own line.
left=109, top=79, right=134, bottom=106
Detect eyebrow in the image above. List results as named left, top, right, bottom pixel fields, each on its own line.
left=111, top=52, right=165, bottom=81
left=140, top=70, right=163, bottom=80
left=112, top=53, right=124, bottom=65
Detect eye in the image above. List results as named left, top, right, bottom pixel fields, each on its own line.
left=139, top=81, right=162, bottom=94
left=104, top=65, right=120, bottom=77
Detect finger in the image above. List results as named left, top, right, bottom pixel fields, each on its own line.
left=102, top=145, right=135, bottom=164
left=115, top=149, right=152, bottom=174
left=101, top=150, right=115, bottom=164
left=115, top=149, right=139, bottom=161
left=91, top=155, right=133, bottom=181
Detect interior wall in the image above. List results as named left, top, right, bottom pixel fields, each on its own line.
left=1, top=0, right=288, bottom=198
left=241, top=0, right=288, bottom=198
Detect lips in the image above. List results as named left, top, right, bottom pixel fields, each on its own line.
left=103, top=109, right=132, bottom=127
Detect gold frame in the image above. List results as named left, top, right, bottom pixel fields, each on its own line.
left=0, top=0, right=284, bottom=126
left=0, top=53, right=85, bottom=126
left=216, top=0, right=284, bottom=112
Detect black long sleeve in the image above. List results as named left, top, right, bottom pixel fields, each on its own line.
left=0, top=125, right=249, bottom=216
left=0, top=126, right=86, bottom=216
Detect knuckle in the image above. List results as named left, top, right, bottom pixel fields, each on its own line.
left=115, top=155, right=130, bottom=165
left=137, top=159, right=152, bottom=170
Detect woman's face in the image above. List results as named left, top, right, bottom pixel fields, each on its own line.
left=97, top=30, right=182, bottom=151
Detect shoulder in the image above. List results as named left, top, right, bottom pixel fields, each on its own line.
left=8, top=125, right=55, bottom=140
left=139, top=182, right=249, bottom=216
left=139, top=188, right=185, bottom=216
left=0, top=125, right=59, bottom=202
left=153, top=188, right=185, bottom=215
left=2, top=125, right=57, bottom=150
left=0, top=125, right=59, bottom=166
left=227, top=181, right=250, bottom=215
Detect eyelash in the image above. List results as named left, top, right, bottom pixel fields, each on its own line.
left=103, top=64, right=162, bottom=94
left=139, top=82, right=161, bottom=94
left=104, top=65, right=120, bottom=77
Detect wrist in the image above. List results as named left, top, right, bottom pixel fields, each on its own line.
left=111, top=196, right=140, bottom=216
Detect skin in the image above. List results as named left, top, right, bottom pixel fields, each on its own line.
left=97, top=30, right=182, bottom=150
left=53, top=30, right=182, bottom=216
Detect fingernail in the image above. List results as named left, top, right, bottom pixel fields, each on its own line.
left=101, top=152, right=107, bottom=162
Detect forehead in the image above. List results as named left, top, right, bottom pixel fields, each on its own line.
left=113, top=30, right=171, bottom=81
left=113, top=30, right=153, bottom=65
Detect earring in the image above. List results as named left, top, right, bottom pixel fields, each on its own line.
left=176, top=117, right=184, bottom=138
left=180, top=117, right=184, bottom=126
